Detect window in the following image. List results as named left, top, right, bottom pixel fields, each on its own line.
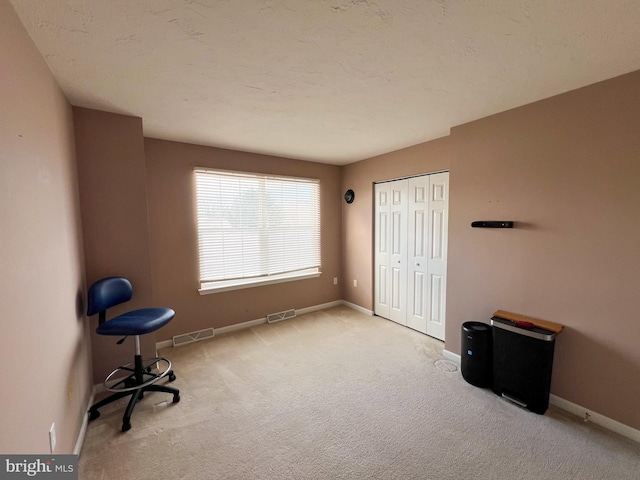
left=195, top=168, right=321, bottom=293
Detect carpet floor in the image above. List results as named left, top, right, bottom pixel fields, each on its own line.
left=79, top=306, right=640, bottom=479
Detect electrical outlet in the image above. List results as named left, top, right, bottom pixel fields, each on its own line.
left=333, top=277, right=338, bottom=285
left=49, top=423, right=56, bottom=453
left=353, top=279, right=358, bottom=287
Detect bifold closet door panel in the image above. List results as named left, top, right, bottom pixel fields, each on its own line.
left=374, top=180, right=408, bottom=325
left=407, top=176, right=429, bottom=334
left=374, top=182, right=390, bottom=319
left=388, top=180, right=408, bottom=325
left=425, top=172, right=449, bottom=341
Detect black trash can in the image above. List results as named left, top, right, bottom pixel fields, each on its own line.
left=461, top=322, right=492, bottom=388
left=491, top=316, right=557, bottom=414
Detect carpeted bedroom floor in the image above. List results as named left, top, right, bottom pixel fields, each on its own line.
left=78, top=306, right=640, bottom=479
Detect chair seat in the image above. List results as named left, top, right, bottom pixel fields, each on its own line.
left=96, top=307, right=175, bottom=336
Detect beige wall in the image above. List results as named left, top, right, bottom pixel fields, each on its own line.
left=144, top=139, right=343, bottom=340
left=73, top=108, right=156, bottom=382
left=0, top=0, right=91, bottom=453
left=447, top=70, right=640, bottom=430
left=342, top=71, right=640, bottom=430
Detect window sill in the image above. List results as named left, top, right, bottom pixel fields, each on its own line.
left=198, top=270, right=321, bottom=295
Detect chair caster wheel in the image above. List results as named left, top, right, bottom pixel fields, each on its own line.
left=122, top=422, right=131, bottom=432
left=89, top=409, right=100, bottom=421
left=169, top=371, right=176, bottom=382
left=173, top=393, right=180, bottom=403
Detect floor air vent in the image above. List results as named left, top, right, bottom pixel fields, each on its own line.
left=173, top=327, right=215, bottom=347
left=267, top=309, right=296, bottom=323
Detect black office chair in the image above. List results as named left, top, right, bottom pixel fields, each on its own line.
left=86, top=276, right=180, bottom=431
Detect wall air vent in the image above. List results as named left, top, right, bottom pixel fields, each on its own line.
left=267, top=309, right=296, bottom=323
left=173, top=327, right=215, bottom=347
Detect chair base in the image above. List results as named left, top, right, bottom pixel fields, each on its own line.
left=104, top=356, right=174, bottom=392
left=89, top=354, right=180, bottom=432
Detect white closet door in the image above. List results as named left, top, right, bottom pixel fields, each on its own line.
left=407, top=176, right=429, bottom=333
left=374, top=181, right=408, bottom=324
left=388, top=180, right=408, bottom=325
left=375, top=172, right=448, bottom=341
left=425, top=172, right=449, bottom=340
left=374, top=183, right=390, bottom=318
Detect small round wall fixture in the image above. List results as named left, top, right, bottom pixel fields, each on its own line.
left=344, top=189, right=355, bottom=204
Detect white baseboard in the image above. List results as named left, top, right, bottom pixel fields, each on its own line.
left=443, top=349, right=639, bottom=444
left=157, top=317, right=268, bottom=350
left=156, top=338, right=173, bottom=349
left=215, top=317, right=266, bottom=335
left=549, top=394, right=640, bottom=443
left=340, top=300, right=374, bottom=316
left=74, top=390, right=95, bottom=456
left=443, top=349, right=461, bottom=364
left=297, top=300, right=343, bottom=316
left=157, top=299, right=376, bottom=350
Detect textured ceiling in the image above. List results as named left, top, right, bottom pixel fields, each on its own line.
left=10, top=0, right=640, bottom=165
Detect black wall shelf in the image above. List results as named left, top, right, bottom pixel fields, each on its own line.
left=471, top=221, right=514, bottom=228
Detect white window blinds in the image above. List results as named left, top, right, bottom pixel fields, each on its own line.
left=195, top=168, right=321, bottom=290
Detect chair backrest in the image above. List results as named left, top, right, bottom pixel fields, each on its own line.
left=87, top=277, right=133, bottom=316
